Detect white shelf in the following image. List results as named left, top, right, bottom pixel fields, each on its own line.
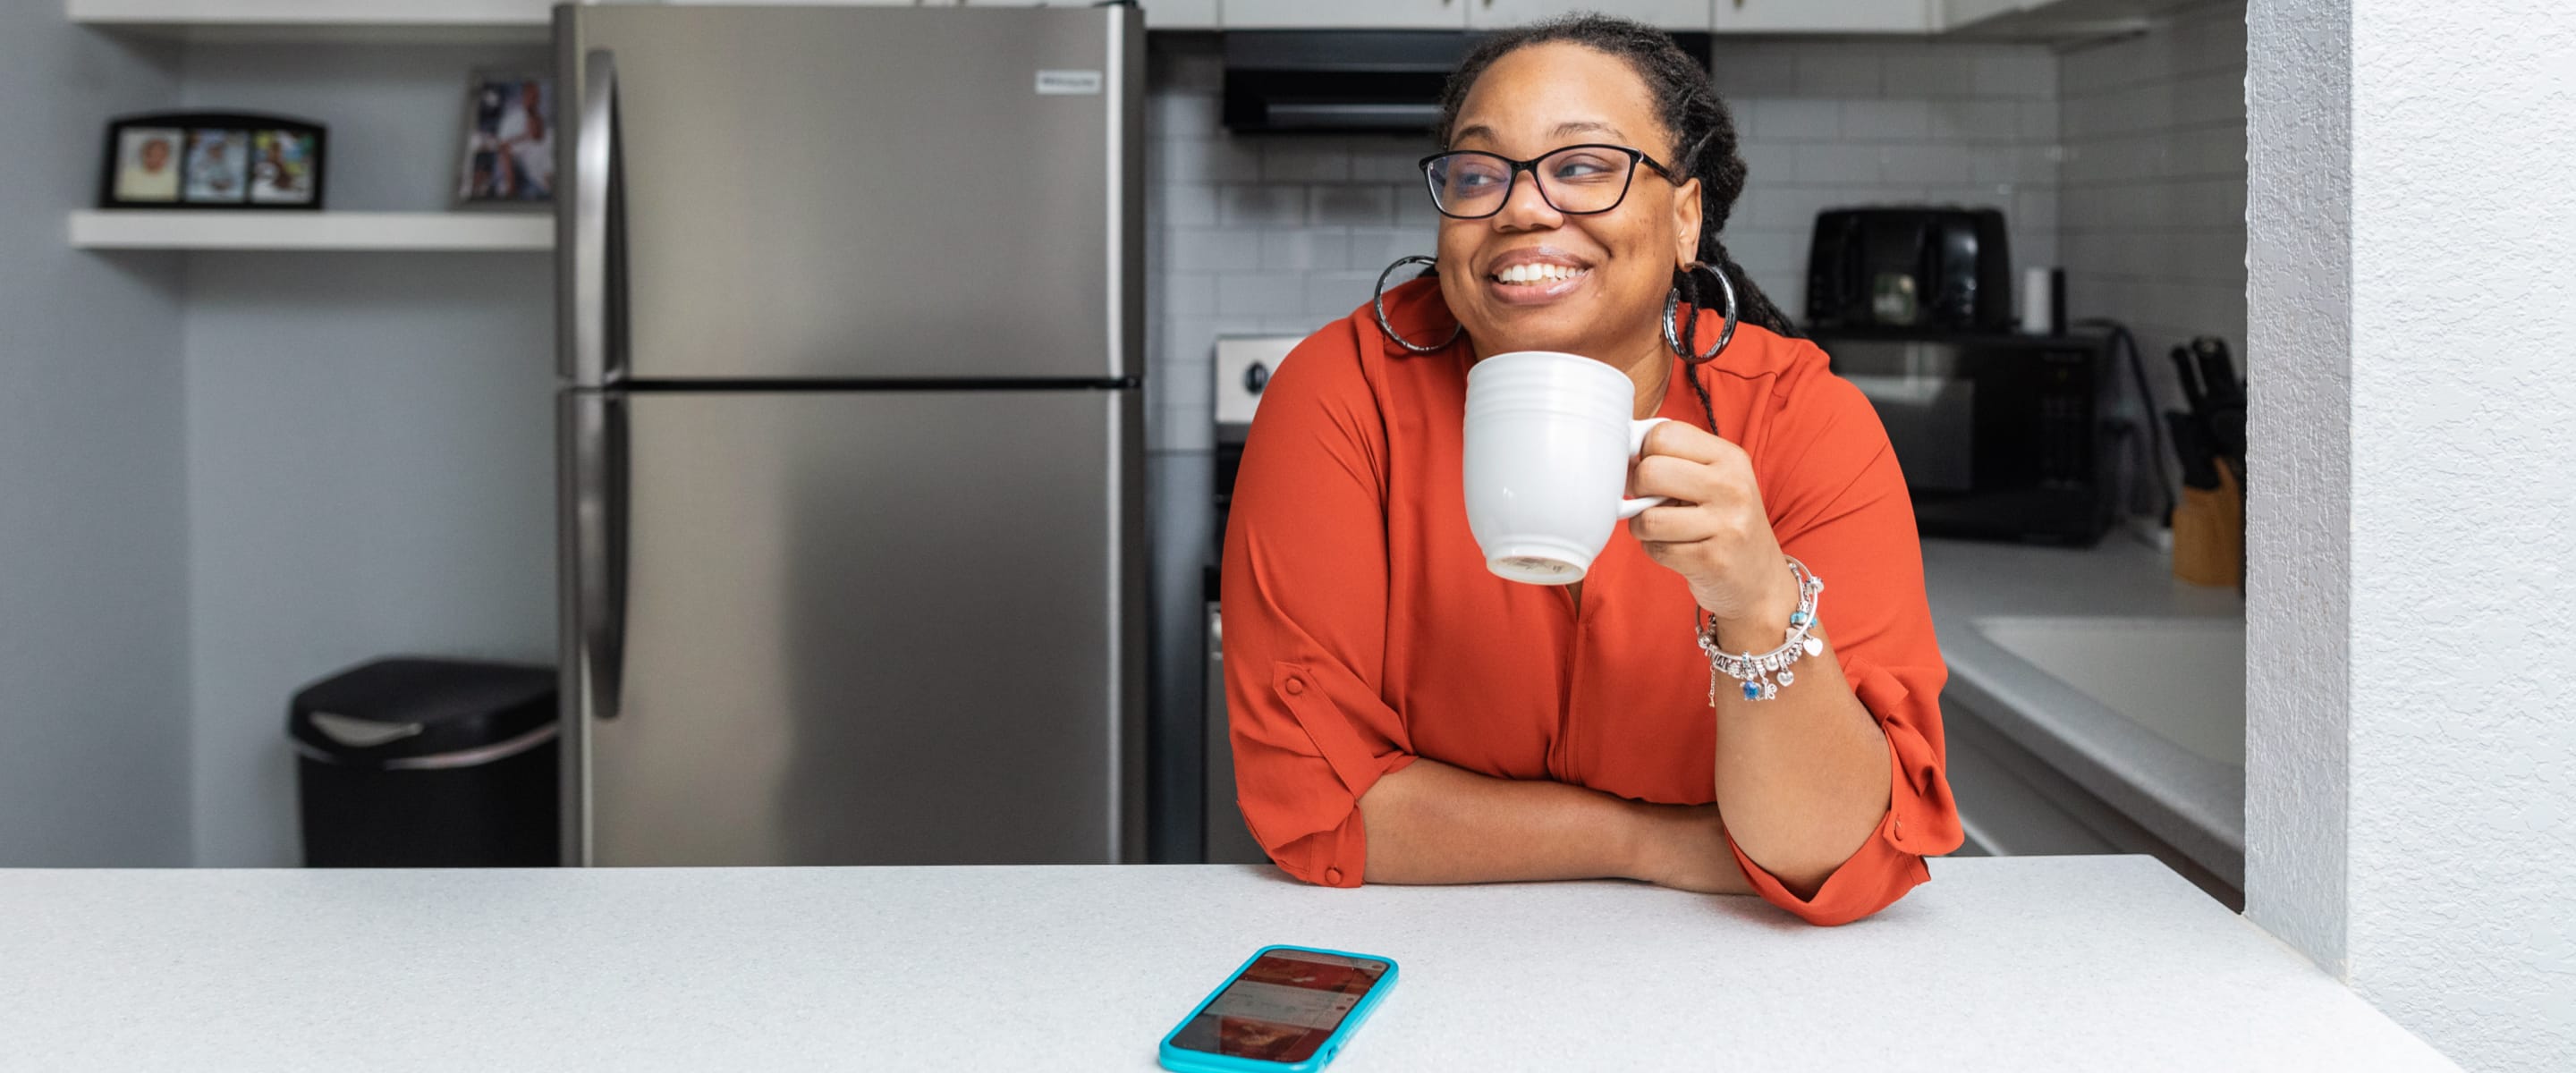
left=70, top=210, right=554, bottom=252
left=67, top=0, right=558, bottom=43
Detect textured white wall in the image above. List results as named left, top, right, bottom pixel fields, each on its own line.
left=2251, top=2, right=2576, bottom=1069
left=2243, top=0, right=2348, bottom=976
left=2346, top=0, right=2576, bottom=1067
left=0, top=9, right=193, bottom=865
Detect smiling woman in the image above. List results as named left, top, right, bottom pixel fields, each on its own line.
left=1219, top=14, right=1962, bottom=926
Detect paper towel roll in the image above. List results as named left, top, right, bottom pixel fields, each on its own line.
left=2021, top=266, right=2061, bottom=335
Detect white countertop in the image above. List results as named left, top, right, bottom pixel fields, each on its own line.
left=0, top=858, right=2451, bottom=1071
left=1920, top=536, right=2247, bottom=885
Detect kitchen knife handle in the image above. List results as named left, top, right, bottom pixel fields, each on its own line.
left=567, top=48, right=624, bottom=387
left=2168, top=344, right=2207, bottom=414
left=2193, top=336, right=2243, bottom=407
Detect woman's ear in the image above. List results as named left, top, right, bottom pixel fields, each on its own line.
left=1672, top=177, right=1704, bottom=268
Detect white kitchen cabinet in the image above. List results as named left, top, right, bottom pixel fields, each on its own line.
left=1939, top=0, right=2210, bottom=37
left=1222, top=0, right=1468, bottom=30
left=942, top=0, right=1216, bottom=29
left=1469, top=0, right=1714, bottom=31
left=66, top=0, right=555, bottom=38
left=1138, top=0, right=1219, bottom=29
left=66, top=0, right=549, bottom=20
left=1941, top=0, right=2027, bottom=26
left=1712, top=0, right=1933, bottom=33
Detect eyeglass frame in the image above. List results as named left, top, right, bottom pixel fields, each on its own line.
left=1414, top=142, right=1690, bottom=221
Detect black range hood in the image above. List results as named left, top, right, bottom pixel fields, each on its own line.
left=1222, top=30, right=1714, bottom=135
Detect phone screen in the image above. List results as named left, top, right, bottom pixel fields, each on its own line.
left=1167, top=949, right=1390, bottom=1063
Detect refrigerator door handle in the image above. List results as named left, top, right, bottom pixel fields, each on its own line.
left=573, top=395, right=631, bottom=723
left=568, top=47, right=625, bottom=387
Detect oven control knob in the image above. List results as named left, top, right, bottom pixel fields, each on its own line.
left=1243, top=362, right=1271, bottom=395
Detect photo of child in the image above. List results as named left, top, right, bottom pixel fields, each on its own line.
left=183, top=129, right=249, bottom=203
left=113, top=128, right=182, bottom=203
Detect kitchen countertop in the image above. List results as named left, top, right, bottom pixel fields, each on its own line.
left=1919, top=535, right=2246, bottom=886
left=0, top=858, right=2451, bottom=1070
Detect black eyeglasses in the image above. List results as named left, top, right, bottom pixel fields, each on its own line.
left=1417, top=143, right=1686, bottom=220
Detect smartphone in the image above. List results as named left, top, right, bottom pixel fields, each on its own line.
left=1157, top=945, right=1398, bottom=1073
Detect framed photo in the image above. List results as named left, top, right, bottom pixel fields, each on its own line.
left=250, top=128, right=320, bottom=205
left=98, top=112, right=326, bottom=210
left=456, top=72, right=554, bottom=203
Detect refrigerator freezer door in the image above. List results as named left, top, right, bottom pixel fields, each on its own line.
left=559, top=5, right=1143, bottom=384
left=565, top=388, right=1145, bottom=866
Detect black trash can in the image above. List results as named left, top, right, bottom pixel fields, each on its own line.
left=289, top=657, right=559, bottom=867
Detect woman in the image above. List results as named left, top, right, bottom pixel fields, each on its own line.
left=1220, top=15, right=1961, bottom=926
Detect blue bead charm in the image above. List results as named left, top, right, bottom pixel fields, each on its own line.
left=1741, top=680, right=1761, bottom=701
left=1789, top=611, right=1810, bottom=627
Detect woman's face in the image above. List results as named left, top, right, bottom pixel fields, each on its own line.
left=1436, top=43, right=1701, bottom=362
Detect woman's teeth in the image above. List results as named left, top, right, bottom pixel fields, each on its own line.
left=1495, top=263, right=1589, bottom=285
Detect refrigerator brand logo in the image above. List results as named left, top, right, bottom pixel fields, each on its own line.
left=1034, top=70, right=1105, bottom=96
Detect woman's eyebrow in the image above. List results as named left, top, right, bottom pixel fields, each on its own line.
left=1449, top=120, right=1627, bottom=147
left=1552, top=120, right=1624, bottom=140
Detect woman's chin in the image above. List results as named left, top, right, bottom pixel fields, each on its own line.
left=1470, top=317, right=1614, bottom=361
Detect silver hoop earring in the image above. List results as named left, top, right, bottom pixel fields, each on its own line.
left=1662, top=262, right=1741, bottom=364
left=1373, top=255, right=1463, bottom=355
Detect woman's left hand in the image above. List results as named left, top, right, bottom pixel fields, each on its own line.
left=1627, top=421, right=1800, bottom=649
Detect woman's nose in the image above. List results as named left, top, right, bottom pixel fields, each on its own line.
left=1492, top=170, right=1563, bottom=231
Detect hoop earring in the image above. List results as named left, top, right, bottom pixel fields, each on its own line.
left=1662, top=262, right=1740, bottom=364
left=1373, top=255, right=1463, bottom=355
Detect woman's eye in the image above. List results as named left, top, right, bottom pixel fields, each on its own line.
left=1550, top=156, right=1617, bottom=181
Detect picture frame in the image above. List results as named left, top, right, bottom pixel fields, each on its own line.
left=97, top=112, right=326, bottom=210
left=455, top=71, right=555, bottom=204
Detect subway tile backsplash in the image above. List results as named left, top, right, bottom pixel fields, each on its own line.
left=2058, top=1, right=2250, bottom=403
left=1145, top=35, right=2068, bottom=454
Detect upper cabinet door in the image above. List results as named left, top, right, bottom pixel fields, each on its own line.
left=1469, top=0, right=1714, bottom=30
left=1224, top=0, right=1469, bottom=30
left=1714, top=0, right=1933, bottom=32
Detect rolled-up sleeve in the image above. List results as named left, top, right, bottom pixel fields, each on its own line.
left=1220, top=331, right=1414, bottom=888
left=1723, top=361, right=1964, bottom=925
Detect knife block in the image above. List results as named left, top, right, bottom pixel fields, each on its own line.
left=2172, top=464, right=2243, bottom=588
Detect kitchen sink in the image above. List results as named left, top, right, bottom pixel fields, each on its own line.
left=1969, top=616, right=2246, bottom=767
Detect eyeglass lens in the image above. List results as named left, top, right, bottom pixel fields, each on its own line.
left=1425, top=146, right=1640, bottom=218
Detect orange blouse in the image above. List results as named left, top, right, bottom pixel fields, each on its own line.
left=1219, top=278, right=1963, bottom=926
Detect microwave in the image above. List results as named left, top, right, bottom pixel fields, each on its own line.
left=1807, top=207, right=2013, bottom=333
left=1815, top=331, right=2116, bottom=545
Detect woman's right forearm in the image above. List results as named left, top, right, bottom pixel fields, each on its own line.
left=1355, top=758, right=1670, bottom=885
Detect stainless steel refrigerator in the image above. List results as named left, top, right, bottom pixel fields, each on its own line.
left=554, top=4, right=1147, bottom=866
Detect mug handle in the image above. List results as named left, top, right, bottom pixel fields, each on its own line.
left=1616, top=418, right=1671, bottom=520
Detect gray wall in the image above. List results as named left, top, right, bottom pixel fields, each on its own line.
left=178, top=45, right=557, bottom=867
left=0, top=15, right=191, bottom=866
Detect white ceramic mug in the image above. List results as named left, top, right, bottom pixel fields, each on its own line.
left=1462, top=351, right=1670, bottom=585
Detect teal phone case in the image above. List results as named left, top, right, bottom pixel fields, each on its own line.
left=1156, top=944, right=1399, bottom=1073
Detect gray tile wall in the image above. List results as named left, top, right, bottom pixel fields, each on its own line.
left=2057, top=3, right=2250, bottom=418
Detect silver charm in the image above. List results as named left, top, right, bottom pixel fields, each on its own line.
left=1699, top=557, right=1826, bottom=707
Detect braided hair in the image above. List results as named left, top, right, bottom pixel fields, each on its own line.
left=1434, top=15, right=1801, bottom=433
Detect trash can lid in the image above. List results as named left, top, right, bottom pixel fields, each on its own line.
left=289, top=657, right=556, bottom=765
